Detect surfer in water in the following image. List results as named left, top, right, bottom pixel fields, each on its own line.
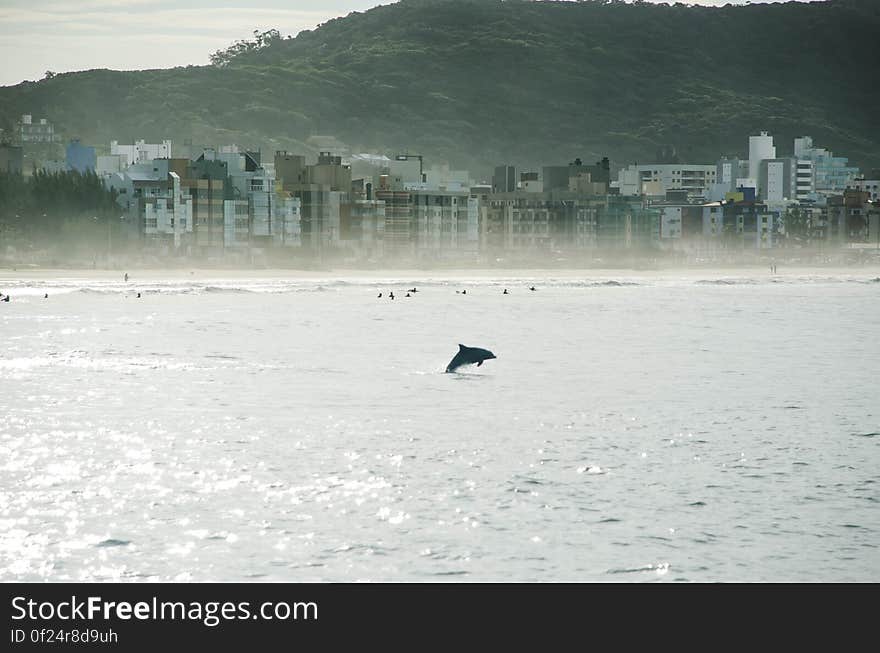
left=124, top=273, right=129, bottom=282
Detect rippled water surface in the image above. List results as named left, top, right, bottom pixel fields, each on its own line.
left=1, top=272, right=878, bottom=581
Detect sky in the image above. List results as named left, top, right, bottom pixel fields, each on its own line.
left=0, top=0, right=823, bottom=87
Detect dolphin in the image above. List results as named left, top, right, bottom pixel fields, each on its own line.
left=445, top=344, right=496, bottom=373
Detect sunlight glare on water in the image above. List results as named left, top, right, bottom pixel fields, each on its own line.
left=0, top=272, right=878, bottom=581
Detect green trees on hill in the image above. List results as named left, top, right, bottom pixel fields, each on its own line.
left=209, top=29, right=283, bottom=67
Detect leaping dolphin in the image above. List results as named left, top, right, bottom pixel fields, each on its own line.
left=445, top=344, right=496, bottom=373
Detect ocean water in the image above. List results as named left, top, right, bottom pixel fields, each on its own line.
left=0, top=272, right=878, bottom=582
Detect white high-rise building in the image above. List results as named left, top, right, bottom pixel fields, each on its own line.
left=748, top=132, right=776, bottom=182
left=795, top=159, right=815, bottom=200
left=794, top=136, right=814, bottom=159
left=792, top=136, right=859, bottom=192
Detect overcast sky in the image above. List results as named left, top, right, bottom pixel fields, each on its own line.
left=0, top=0, right=822, bottom=87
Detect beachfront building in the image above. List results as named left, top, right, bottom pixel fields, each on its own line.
left=222, top=180, right=302, bottom=250
left=824, top=189, right=872, bottom=245
left=270, top=196, right=301, bottom=248
left=712, top=133, right=817, bottom=203
left=662, top=197, right=782, bottom=256
left=110, top=139, right=172, bottom=167
left=616, top=163, right=717, bottom=199
left=111, top=139, right=172, bottom=167
left=794, top=136, right=860, bottom=194
left=96, top=139, right=174, bottom=180
left=748, top=132, right=776, bottom=183
left=340, top=199, right=386, bottom=259
left=711, top=157, right=750, bottom=199
left=222, top=199, right=249, bottom=249
left=757, top=158, right=803, bottom=202
left=182, top=152, right=227, bottom=253
left=544, top=159, right=611, bottom=190
left=374, top=184, right=412, bottom=257
left=847, top=178, right=880, bottom=202
left=868, top=202, right=880, bottom=247
left=794, top=159, right=815, bottom=201
left=482, top=192, right=657, bottom=257
left=218, top=148, right=274, bottom=243
left=424, top=164, right=471, bottom=191
left=66, top=139, right=96, bottom=173
left=410, top=188, right=479, bottom=261
left=646, top=198, right=708, bottom=243
left=101, top=147, right=302, bottom=255
left=201, top=147, right=302, bottom=253
left=595, top=196, right=660, bottom=250
left=112, top=160, right=192, bottom=251
left=17, top=114, right=63, bottom=173
left=275, top=150, right=351, bottom=251
left=19, top=115, right=59, bottom=144
left=493, top=165, right=517, bottom=194
left=96, top=154, right=124, bottom=176
left=701, top=202, right=725, bottom=238
left=519, top=172, right=543, bottom=193
left=715, top=190, right=780, bottom=250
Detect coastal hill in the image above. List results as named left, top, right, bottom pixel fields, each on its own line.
left=1, top=0, right=878, bottom=175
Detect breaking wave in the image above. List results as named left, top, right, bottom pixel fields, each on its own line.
left=2, top=274, right=879, bottom=297
left=586, top=280, right=640, bottom=287
left=694, top=279, right=759, bottom=285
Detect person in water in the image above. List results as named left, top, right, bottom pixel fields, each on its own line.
left=389, top=292, right=395, bottom=300
left=529, top=286, right=536, bottom=291
left=406, top=292, right=411, bottom=297
left=124, top=273, right=129, bottom=282
left=462, top=289, right=467, bottom=295
left=503, top=289, right=508, bottom=294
